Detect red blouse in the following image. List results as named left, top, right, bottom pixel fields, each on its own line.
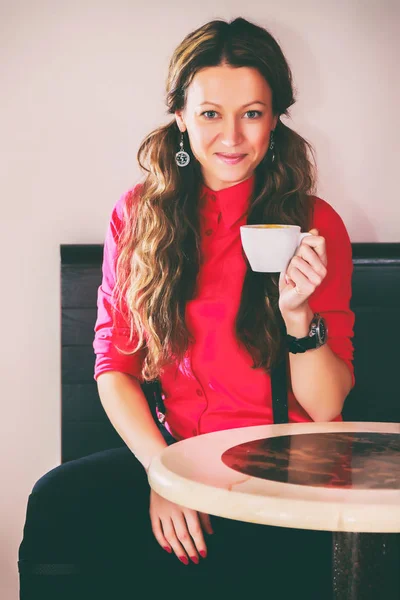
left=93, top=175, right=355, bottom=441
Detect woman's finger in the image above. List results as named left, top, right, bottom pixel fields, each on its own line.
left=285, top=267, right=314, bottom=296
left=171, top=512, right=201, bottom=564
left=300, top=230, right=327, bottom=266
left=185, top=510, right=209, bottom=558
left=160, top=516, right=192, bottom=565
left=287, top=256, right=325, bottom=288
left=295, top=244, right=327, bottom=279
left=150, top=513, right=173, bottom=555
left=199, top=512, right=214, bottom=536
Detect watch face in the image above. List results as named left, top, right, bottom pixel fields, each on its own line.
left=314, top=316, right=327, bottom=345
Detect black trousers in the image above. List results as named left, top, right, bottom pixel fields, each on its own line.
left=18, top=425, right=333, bottom=599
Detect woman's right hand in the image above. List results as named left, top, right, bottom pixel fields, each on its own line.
left=149, top=489, right=214, bottom=564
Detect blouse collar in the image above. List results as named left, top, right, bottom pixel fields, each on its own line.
left=199, top=174, right=255, bottom=229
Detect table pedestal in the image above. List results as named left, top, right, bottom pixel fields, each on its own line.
left=333, top=532, right=399, bottom=599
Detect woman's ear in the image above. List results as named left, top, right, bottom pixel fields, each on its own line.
left=174, top=110, right=186, bottom=133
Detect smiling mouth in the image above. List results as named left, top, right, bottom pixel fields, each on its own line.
left=216, top=153, right=247, bottom=158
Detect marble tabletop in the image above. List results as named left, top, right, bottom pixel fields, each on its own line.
left=148, top=421, right=400, bottom=533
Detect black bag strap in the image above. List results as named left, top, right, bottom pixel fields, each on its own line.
left=141, top=380, right=162, bottom=424
left=271, top=356, right=289, bottom=424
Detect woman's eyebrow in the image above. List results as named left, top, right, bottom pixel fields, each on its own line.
left=198, top=101, right=267, bottom=108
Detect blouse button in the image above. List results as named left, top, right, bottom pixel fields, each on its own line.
left=205, top=229, right=213, bottom=236
left=196, top=389, right=204, bottom=397
left=210, top=194, right=216, bottom=202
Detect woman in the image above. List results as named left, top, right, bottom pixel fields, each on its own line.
left=19, top=17, right=354, bottom=599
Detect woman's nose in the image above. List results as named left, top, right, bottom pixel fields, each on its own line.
left=220, top=117, right=244, bottom=147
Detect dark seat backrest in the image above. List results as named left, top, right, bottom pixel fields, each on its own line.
left=342, top=243, right=400, bottom=423
left=61, top=243, right=400, bottom=462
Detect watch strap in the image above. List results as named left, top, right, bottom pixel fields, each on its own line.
left=286, top=333, right=318, bottom=353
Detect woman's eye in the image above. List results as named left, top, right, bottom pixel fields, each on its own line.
left=201, top=111, right=218, bottom=119
left=245, top=110, right=262, bottom=119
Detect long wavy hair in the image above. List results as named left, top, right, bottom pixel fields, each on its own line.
left=115, top=17, right=316, bottom=381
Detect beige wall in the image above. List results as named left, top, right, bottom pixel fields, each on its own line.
left=1, top=0, right=398, bottom=597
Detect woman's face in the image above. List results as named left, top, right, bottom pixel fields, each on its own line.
left=175, top=65, right=278, bottom=191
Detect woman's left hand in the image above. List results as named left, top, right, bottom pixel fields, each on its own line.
left=278, top=229, right=327, bottom=315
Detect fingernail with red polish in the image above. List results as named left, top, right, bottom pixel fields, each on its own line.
left=199, top=550, right=207, bottom=558
left=190, top=555, right=199, bottom=564
left=179, top=556, right=189, bottom=565
left=163, top=546, right=172, bottom=553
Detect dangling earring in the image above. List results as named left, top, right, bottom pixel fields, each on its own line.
left=175, top=132, right=190, bottom=167
left=269, top=130, right=275, bottom=163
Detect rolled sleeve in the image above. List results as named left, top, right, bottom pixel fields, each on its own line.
left=308, top=198, right=355, bottom=388
left=93, top=187, right=145, bottom=381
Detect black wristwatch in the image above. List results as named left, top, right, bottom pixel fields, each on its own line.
left=286, top=313, right=327, bottom=354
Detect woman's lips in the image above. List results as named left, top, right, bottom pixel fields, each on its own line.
left=215, top=153, right=247, bottom=165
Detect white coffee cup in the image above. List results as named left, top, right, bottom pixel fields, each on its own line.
left=240, top=224, right=312, bottom=273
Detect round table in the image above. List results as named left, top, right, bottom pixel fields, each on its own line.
left=148, top=421, right=400, bottom=599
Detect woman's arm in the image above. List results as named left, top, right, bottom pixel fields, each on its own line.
left=94, top=192, right=213, bottom=564
left=97, top=371, right=167, bottom=471
left=279, top=199, right=355, bottom=422
left=284, top=305, right=353, bottom=422
left=94, top=188, right=167, bottom=469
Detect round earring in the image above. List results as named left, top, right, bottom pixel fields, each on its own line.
left=269, top=130, right=275, bottom=163
left=175, top=132, right=190, bottom=167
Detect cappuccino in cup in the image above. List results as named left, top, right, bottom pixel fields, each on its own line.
left=240, top=224, right=311, bottom=273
